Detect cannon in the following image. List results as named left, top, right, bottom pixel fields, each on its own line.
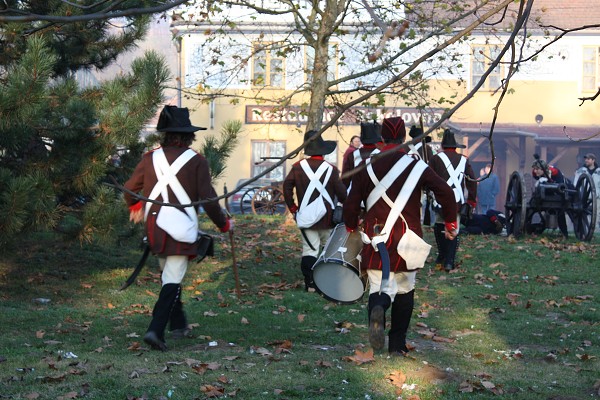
left=504, top=171, right=597, bottom=241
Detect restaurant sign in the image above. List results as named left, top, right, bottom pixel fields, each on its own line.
left=245, top=105, right=445, bottom=126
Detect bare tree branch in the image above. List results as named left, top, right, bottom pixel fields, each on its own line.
left=0, top=0, right=189, bottom=22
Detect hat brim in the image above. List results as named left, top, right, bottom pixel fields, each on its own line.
left=305, top=140, right=336, bottom=156
left=157, top=125, right=207, bottom=133
left=443, top=143, right=466, bottom=149
left=411, top=135, right=432, bottom=143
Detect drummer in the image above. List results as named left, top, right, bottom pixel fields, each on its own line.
left=343, top=116, right=458, bottom=356
left=283, top=130, right=347, bottom=291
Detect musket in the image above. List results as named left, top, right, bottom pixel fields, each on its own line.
left=224, top=185, right=242, bottom=300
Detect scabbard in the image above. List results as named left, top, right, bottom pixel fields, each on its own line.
left=120, top=244, right=150, bottom=291
left=376, top=242, right=390, bottom=295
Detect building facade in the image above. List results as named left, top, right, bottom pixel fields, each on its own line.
left=170, top=1, right=600, bottom=208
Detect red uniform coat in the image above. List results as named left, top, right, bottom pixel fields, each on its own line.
left=428, top=149, right=477, bottom=208
left=124, top=146, right=227, bottom=256
left=343, top=146, right=457, bottom=272
left=283, top=157, right=347, bottom=230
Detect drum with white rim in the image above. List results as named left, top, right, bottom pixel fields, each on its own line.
left=312, top=223, right=366, bottom=304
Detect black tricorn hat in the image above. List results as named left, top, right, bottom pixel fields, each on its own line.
left=156, top=105, right=206, bottom=133
left=441, top=129, right=465, bottom=148
left=304, top=130, right=337, bottom=156
left=409, top=125, right=432, bottom=143
left=360, top=122, right=382, bottom=144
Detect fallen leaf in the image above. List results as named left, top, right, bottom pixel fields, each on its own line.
left=342, top=349, right=375, bottom=365
left=241, top=317, right=249, bottom=324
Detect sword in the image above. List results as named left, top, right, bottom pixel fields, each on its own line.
left=120, top=239, right=150, bottom=290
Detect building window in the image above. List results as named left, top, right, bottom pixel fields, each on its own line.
left=305, top=43, right=339, bottom=83
left=582, top=46, right=600, bottom=92
left=252, top=140, right=286, bottom=180
left=252, top=43, right=284, bottom=88
left=471, top=45, right=503, bottom=91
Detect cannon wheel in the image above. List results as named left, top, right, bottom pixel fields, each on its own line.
left=571, top=173, right=597, bottom=241
left=505, top=171, right=527, bottom=237
left=239, top=187, right=256, bottom=215
left=251, top=185, right=288, bottom=215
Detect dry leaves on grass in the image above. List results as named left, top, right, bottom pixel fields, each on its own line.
left=342, top=348, right=375, bottom=365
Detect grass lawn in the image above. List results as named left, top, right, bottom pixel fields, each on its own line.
left=0, top=214, right=598, bottom=399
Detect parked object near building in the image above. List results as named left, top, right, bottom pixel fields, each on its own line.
left=228, top=178, right=287, bottom=215
left=504, top=170, right=596, bottom=241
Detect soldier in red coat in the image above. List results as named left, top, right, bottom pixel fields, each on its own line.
left=283, top=130, right=347, bottom=290
left=428, top=129, right=477, bottom=272
left=343, top=117, right=458, bottom=356
left=124, top=106, right=232, bottom=351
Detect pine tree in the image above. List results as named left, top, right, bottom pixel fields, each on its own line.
left=0, top=4, right=171, bottom=246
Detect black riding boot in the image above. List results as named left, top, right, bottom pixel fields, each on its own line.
left=300, top=256, right=317, bottom=291
left=388, top=290, right=415, bottom=355
left=368, top=292, right=391, bottom=350
left=433, top=224, right=447, bottom=268
left=445, top=233, right=460, bottom=272
left=144, top=283, right=181, bottom=351
left=169, top=298, right=190, bottom=339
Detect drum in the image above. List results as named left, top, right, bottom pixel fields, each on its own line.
left=312, top=223, right=366, bottom=304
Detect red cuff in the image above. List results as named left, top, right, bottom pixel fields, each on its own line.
left=490, top=215, right=498, bottom=222
left=289, top=204, right=298, bottom=213
left=445, top=221, right=458, bottom=232
left=345, top=226, right=356, bottom=233
left=129, top=202, right=143, bottom=212
left=467, top=200, right=476, bottom=208
left=220, top=219, right=231, bottom=233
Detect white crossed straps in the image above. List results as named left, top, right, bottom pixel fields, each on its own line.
left=361, top=156, right=428, bottom=249
left=144, top=148, right=197, bottom=224
left=437, top=152, right=467, bottom=204
left=407, top=142, right=423, bottom=159
left=299, top=159, right=335, bottom=210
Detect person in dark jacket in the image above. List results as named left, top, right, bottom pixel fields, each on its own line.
left=343, top=116, right=458, bottom=356
left=283, top=130, right=347, bottom=291
left=124, top=106, right=232, bottom=351
left=463, top=209, right=506, bottom=235
left=428, top=129, right=477, bottom=272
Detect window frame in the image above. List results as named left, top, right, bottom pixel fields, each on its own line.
left=252, top=43, right=285, bottom=88
left=305, top=42, right=339, bottom=84
left=582, top=46, right=600, bottom=93
left=251, top=140, right=287, bottom=180
left=471, top=44, right=504, bottom=91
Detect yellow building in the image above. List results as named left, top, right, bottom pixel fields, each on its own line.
left=171, top=1, right=600, bottom=209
